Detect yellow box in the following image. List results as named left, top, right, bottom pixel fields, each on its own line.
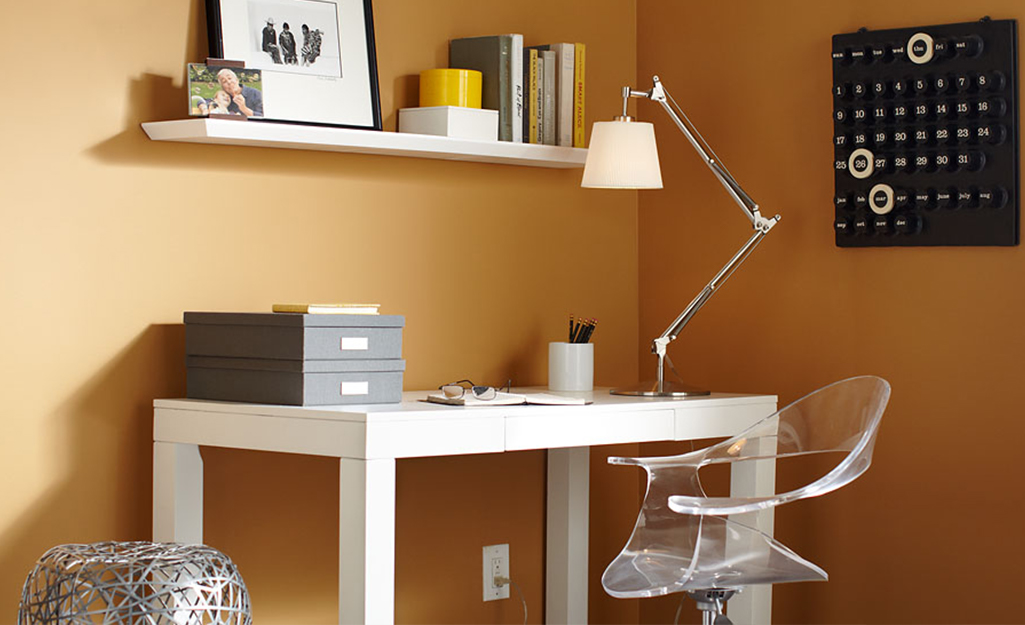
left=419, top=69, right=482, bottom=108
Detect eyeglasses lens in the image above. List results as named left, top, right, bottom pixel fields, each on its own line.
left=441, top=385, right=465, bottom=399
left=472, top=386, right=497, bottom=400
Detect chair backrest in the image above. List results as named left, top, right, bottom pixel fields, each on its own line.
left=668, top=375, right=891, bottom=515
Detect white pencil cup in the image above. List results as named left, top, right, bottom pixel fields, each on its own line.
left=548, top=342, right=594, bottom=392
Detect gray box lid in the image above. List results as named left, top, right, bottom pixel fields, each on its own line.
left=186, top=356, right=406, bottom=373
left=184, top=312, right=405, bottom=328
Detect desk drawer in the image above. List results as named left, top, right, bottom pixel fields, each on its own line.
left=505, top=408, right=675, bottom=451
left=673, top=401, right=776, bottom=440
left=365, top=416, right=505, bottom=459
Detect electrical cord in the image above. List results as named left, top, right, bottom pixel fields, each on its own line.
left=665, top=353, right=686, bottom=384
left=493, top=576, right=527, bottom=625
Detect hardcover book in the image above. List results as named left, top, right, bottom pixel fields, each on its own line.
left=551, top=43, right=575, bottom=146
left=450, top=34, right=523, bottom=142
left=508, top=34, right=524, bottom=143
left=526, top=48, right=539, bottom=143
left=272, top=303, right=380, bottom=315
left=574, top=43, right=586, bottom=148
left=541, top=50, right=556, bottom=145
left=535, top=52, right=545, bottom=144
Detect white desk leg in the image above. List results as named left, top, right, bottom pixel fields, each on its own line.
left=546, top=446, right=589, bottom=625
left=152, top=442, right=204, bottom=544
left=727, top=444, right=777, bottom=625
left=339, top=458, right=396, bottom=625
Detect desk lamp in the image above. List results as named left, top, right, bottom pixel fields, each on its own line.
left=582, top=76, right=781, bottom=397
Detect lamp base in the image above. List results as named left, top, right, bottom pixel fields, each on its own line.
left=610, top=380, right=710, bottom=397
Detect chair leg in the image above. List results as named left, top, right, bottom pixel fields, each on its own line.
left=687, top=590, right=736, bottom=625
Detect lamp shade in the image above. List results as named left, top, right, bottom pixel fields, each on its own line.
left=581, top=120, right=663, bottom=189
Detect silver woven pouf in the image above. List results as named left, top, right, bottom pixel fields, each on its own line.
left=19, top=541, right=252, bottom=625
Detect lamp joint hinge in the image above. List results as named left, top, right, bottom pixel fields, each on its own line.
left=649, top=76, right=667, bottom=102
left=752, top=210, right=780, bottom=233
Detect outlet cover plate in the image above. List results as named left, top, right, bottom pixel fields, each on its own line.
left=482, top=544, right=510, bottom=601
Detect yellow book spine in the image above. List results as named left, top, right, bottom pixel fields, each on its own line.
left=573, top=43, right=586, bottom=148
left=528, top=49, right=539, bottom=144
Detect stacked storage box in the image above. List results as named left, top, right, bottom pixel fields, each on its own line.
left=184, top=312, right=405, bottom=406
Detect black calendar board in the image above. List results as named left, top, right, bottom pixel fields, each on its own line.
left=832, top=18, right=1018, bottom=247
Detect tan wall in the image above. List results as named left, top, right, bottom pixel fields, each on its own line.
left=637, top=0, right=1025, bottom=622
left=0, top=0, right=640, bottom=622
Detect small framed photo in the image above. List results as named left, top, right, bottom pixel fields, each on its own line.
left=188, top=63, right=264, bottom=118
left=205, top=0, right=382, bottom=129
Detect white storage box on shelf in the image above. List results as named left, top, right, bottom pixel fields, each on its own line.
left=398, top=106, right=499, bottom=141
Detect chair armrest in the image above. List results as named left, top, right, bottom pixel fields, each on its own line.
left=667, top=493, right=799, bottom=516
left=607, top=453, right=701, bottom=469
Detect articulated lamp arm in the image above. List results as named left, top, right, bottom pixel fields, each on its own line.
left=619, top=76, right=781, bottom=396
left=652, top=226, right=770, bottom=357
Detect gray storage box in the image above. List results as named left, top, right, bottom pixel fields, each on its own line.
left=187, top=356, right=406, bottom=406
left=184, top=312, right=404, bottom=360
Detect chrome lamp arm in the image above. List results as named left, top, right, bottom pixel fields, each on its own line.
left=617, top=76, right=781, bottom=397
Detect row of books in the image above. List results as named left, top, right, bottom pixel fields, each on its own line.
left=449, top=35, right=585, bottom=147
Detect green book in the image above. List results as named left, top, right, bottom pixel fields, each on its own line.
left=450, top=35, right=521, bottom=142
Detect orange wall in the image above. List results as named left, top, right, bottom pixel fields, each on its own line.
left=0, top=0, right=639, bottom=623
left=638, top=0, right=1025, bottom=622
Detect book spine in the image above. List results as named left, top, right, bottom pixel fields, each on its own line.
left=498, top=35, right=512, bottom=141
left=522, top=49, right=530, bottom=142
left=542, top=50, right=556, bottom=145
left=523, top=45, right=546, bottom=143
left=554, top=43, right=575, bottom=147
left=535, top=53, right=544, bottom=143
left=533, top=48, right=541, bottom=143
left=508, top=34, right=523, bottom=143
left=573, top=43, right=586, bottom=148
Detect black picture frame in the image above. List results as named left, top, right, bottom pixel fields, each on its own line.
left=206, top=0, right=382, bottom=130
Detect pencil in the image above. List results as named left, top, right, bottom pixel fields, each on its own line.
left=583, top=318, right=598, bottom=343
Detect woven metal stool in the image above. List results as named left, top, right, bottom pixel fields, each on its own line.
left=19, top=541, right=251, bottom=625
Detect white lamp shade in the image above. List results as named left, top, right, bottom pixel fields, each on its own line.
left=581, top=120, right=663, bottom=189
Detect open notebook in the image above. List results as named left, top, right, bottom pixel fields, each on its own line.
left=423, top=391, right=590, bottom=406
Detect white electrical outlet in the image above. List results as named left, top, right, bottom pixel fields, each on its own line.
left=482, top=543, right=510, bottom=601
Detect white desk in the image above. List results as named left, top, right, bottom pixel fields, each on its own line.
left=152, top=389, right=777, bottom=625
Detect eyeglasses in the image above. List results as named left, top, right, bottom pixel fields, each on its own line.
left=439, top=379, right=511, bottom=400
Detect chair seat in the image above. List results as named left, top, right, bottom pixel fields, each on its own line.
left=602, top=517, right=827, bottom=598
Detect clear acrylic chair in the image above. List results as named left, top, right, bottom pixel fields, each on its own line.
left=602, top=376, right=891, bottom=624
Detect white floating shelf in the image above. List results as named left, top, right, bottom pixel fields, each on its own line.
left=141, top=119, right=587, bottom=169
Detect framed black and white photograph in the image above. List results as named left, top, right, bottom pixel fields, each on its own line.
left=206, top=0, right=381, bottom=129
